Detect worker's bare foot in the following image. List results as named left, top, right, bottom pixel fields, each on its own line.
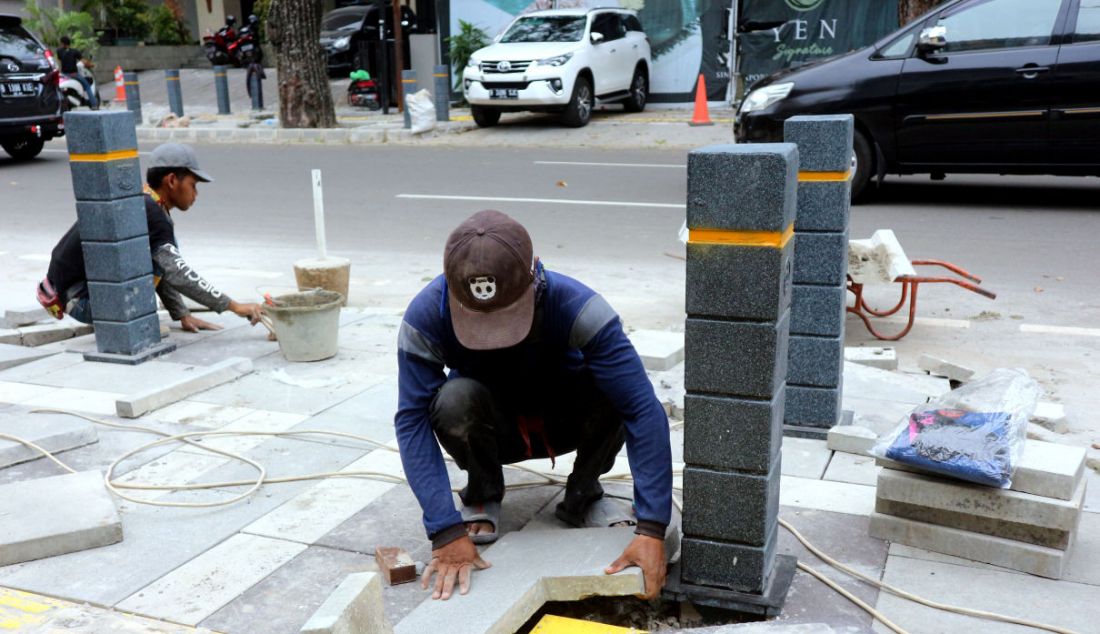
left=466, top=521, right=494, bottom=537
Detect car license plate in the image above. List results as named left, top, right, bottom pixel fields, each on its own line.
left=241, top=43, right=254, bottom=51
left=490, top=88, right=518, bottom=99
left=0, top=82, right=36, bottom=97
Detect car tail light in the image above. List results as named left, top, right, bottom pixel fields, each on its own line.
left=44, top=49, right=58, bottom=71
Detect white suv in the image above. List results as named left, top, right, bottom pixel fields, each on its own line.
left=463, top=8, right=651, bottom=128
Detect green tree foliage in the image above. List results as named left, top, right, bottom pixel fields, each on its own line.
left=78, top=0, right=151, bottom=41
left=253, top=0, right=272, bottom=44
left=149, top=0, right=191, bottom=45
left=445, top=20, right=490, bottom=93
left=22, top=0, right=98, bottom=54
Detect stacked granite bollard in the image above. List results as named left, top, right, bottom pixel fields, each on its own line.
left=676, top=144, right=797, bottom=612
left=65, top=110, right=175, bottom=364
left=782, top=115, right=854, bottom=435
left=123, top=71, right=142, bottom=125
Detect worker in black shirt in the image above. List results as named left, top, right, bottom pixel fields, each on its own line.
left=38, top=143, right=263, bottom=331
left=57, top=36, right=97, bottom=109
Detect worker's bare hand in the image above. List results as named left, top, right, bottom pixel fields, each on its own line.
left=605, top=534, right=666, bottom=599
left=179, top=315, right=223, bottom=333
left=422, top=536, right=491, bottom=600
left=228, top=301, right=263, bottom=326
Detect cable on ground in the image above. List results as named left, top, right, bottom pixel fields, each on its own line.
left=1, top=409, right=1077, bottom=634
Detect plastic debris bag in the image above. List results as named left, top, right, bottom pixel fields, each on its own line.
left=870, top=368, right=1040, bottom=488
left=406, top=89, right=436, bottom=135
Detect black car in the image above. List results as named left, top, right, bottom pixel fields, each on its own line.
left=735, top=0, right=1100, bottom=199
left=0, top=14, right=63, bottom=160
left=320, top=3, right=418, bottom=76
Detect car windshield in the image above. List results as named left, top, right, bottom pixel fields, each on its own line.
left=500, top=16, right=586, bottom=43
left=323, top=12, right=365, bottom=32
left=0, top=27, right=39, bottom=59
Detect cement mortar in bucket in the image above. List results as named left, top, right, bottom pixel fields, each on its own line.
left=264, top=289, right=343, bottom=362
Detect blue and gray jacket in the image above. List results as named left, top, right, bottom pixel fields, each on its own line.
left=396, top=268, right=673, bottom=548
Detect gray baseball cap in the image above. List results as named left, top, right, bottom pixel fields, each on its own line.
left=148, top=143, right=214, bottom=183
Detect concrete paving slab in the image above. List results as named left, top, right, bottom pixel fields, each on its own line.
left=19, top=357, right=207, bottom=392
left=843, top=362, right=949, bottom=403
left=826, top=424, right=878, bottom=455
left=845, top=346, right=897, bottom=370
left=872, top=554, right=1098, bottom=634
left=117, top=533, right=306, bottom=625
left=774, top=508, right=887, bottom=631
left=824, top=451, right=881, bottom=486
left=0, top=328, right=21, bottom=345
left=242, top=449, right=402, bottom=544
left=0, top=409, right=98, bottom=467
left=876, top=468, right=1085, bottom=531
left=780, top=437, right=832, bottom=479
left=20, top=386, right=126, bottom=416
left=394, top=528, right=645, bottom=634
left=917, top=354, right=975, bottom=382
left=2, top=306, right=49, bottom=328
left=875, top=497, right=1072, bottom=549
left=779, top=475, right=876, bottom=516
left=628, top=329, right=685, bottom=371
left=868, top=513, right=1070, bottom=579
left=111, top=450, right=230, bottom=501
left=164, top=330, right=280, bottom=366
left=151, top=400, right=256, bottom=429
left=177, top=409, right=309, bottom=457
left=0, top=380, right=55, bottom=405
left=841, top=396, right=918, bottom=436
left=0, top=351, right=84, bottom=382
left=298, top=380, right=400, bottom=449
left=189, top=370, right=377, bottom=416
left=876, top=438, right=1086, bottom=501
left=0, top=471, right=122, bottom=566
left=337, top=313, right=403, bottom=354
left=0, top=586, right=210, bottom=633
left=300, top=571, right=393, bottom=634
left=0, top=343, right=58, bottom=371
left=18, top=323, right=77, bottom=347
left=115, top=357, right=254, bottom=418
left=200, top=546, right=382, bottom=634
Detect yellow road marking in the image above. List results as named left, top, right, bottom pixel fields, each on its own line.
left=689, top=222, right=794, bottom=248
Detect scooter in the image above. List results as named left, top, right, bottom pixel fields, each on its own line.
left=59, top=60, right=98, bottom=110
left=202, top=15, right=263, bottom=67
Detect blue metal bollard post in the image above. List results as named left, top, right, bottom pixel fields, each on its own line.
left=433, top=65, right=450, bottom=122
left=63, top=110, right=176, bottom=364
left=123, top=71, right=142, bottom=126
left=401, top=69, right=417, bottom=129
left=165, top=69, right=184, bottom=117
left=214, top=65, right=231, bottom=115
left=247, top=63, right=264, bottom=111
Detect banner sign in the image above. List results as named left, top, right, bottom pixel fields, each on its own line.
left=739, top=0, right=898, bottom=87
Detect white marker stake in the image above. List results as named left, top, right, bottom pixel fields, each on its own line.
left=311, top=169, right=327, bottom=259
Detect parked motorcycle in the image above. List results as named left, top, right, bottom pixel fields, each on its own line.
left=202, top=15, right=263, bottom=67
left=59, top=60, right=98, bottom=110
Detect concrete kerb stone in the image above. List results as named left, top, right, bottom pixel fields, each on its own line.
left=0, top=471, right=122, bottom=567
left=16, top=323, right=78, bottom=347
left=299, top=572, right=392, bottom=634
left=3, top=307, right=49, bottom=329
left=826, top=424, right=878, bottom=455
left=115, top=357, right=254, bottom=418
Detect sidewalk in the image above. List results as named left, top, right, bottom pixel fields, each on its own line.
left=117, top=68, right=735, bottom=149
left=0, top=306, right=1096, bottom=633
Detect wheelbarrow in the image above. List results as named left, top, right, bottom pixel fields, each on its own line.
left=847, top=230, right=996, bottom=341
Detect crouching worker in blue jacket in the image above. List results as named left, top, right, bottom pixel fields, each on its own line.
left=396, top=210, right=673, bottom=601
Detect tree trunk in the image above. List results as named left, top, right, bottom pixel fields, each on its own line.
left=266, top=0, right=337, bottom=128
left=898, top=0, right=942, bottom=26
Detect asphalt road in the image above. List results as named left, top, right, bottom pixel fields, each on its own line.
left=2, top=141, right=1098, bottom=444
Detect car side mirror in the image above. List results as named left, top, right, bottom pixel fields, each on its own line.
left=917, top=26, right=947, bottom=55
left=590, top=31, right=604, bottom=44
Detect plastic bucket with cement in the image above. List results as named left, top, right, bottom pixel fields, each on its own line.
left=264, top=289, right=343, bottom=362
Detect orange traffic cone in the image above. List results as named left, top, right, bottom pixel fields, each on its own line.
left=114, top=66, right=126, bottom=103
left=689, top=74, right=713, bottom=126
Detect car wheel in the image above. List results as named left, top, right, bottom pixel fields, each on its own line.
left=471, top=105, right=501, bottom=128
left=2, top=137, right=45, bottom=161
left=851, top=128, right=873, bottom=203
left=623, top=69, right=647, bottom=113
left=562, top=76, right=593, bottom=128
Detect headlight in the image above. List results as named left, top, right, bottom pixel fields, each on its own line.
left=532, top=53, right=572, bottom=67
left=334, top=36, right=351, bottom=51
left=739, top=82, right=794, bottom=114
left=467, top=57, right=479, bottom=68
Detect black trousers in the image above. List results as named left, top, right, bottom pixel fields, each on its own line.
left=429, top=374, right=625, bottom=517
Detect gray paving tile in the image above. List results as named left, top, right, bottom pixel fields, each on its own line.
left=823, top=452, right=881, bottom=487
left=299, top=379, right=399, bottom=450
left=0, top=343, right=58, bottom=371
left=780, top=437, right=832, bottom=480
left=200, top=546, right=382, bottom=634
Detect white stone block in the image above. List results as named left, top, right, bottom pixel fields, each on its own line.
left=629, top=329, right=684, bottom=372
left=300, top=572, right=392, bottom=634
left=1031, top=401, right=1067, bottom=434
left=0, top=471, right=122, bottom=567
left=875, top=468, right=1084, bottom=531
left=917, top=354, right=975, bottom=382
left=826, top=424, right=878, bottom=455
left=869, top=512, right=1070, bottom=579
left=0, top=328, right=21, bottom=345
left=844, top=346, right=897, bottom=370
left=115, top=357, right=253, bottom=418
left=3, top=306, right=49, bottom=328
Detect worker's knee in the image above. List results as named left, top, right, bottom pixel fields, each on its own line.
left=430, top=377, right=493, bottom=439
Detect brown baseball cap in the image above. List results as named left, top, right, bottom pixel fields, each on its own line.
left=444, top=210, right=536, bottom=350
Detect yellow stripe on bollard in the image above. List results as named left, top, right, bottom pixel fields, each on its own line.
left=688, top=223, right=794, bottom=248
left=798, top=170, right=852, bottom=182
left=124, top=81, right=138, bottom=86
left=401, top=79, right=417, bottom=83
left=433, top=73, right=447, bottom=77
left=167, top=77, right=180, bottom=81
left=69, top=149, right=140, bottom=162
